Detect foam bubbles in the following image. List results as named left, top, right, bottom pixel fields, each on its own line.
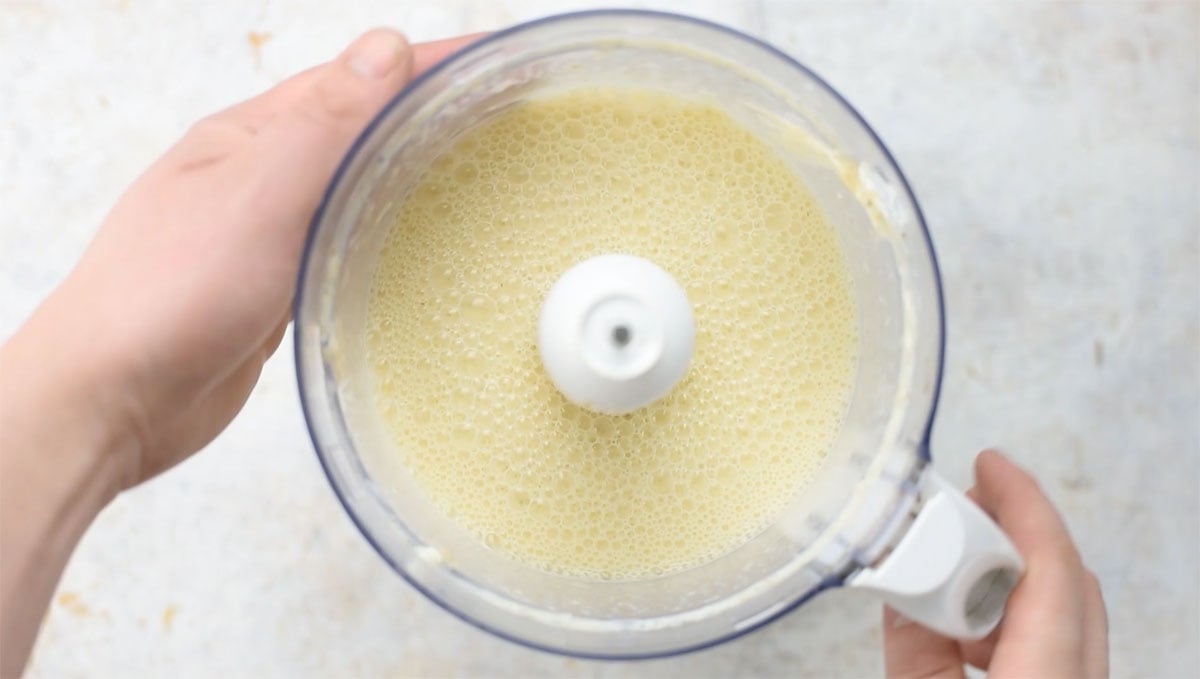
left=365, top=88, right=856, bottom=581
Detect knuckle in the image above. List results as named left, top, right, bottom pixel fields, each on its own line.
left=299, top=75, right=370, bottom=128
left=167, top=117, right=246, bottom=171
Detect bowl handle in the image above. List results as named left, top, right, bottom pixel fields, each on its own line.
left=849, top=469, right=1024, bottom=640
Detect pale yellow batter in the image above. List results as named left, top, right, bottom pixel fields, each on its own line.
left=365, top=88, right=856, bottom=580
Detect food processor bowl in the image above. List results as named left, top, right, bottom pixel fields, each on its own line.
left=294, top=10, right=1020, bottom=659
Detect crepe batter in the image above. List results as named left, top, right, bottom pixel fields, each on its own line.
left=365, top=88, right=856, bottom=580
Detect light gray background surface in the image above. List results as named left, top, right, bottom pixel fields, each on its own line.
left=2, top=1, right=1197, bottom=677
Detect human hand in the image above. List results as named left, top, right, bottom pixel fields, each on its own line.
left=5, top=29, right=477, bottom=489
left=1, top=28, right=480, bottom=676
left=883, top=450, right=1108, bottom=678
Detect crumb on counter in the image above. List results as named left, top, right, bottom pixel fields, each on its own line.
left=56, top=592, right=89, bottom=617
left=247, top=31, right=272, bottom=51
left=161, top=604, right=178, bottom=631
left=55, top=592, right=109, bottom=620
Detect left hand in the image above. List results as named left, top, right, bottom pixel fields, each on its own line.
left=10, top=29, right=477, bottom=487
left=0, top=29, right=479, bottom=677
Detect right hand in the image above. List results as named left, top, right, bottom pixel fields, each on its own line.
left=883, top=450, right=1108, bottom=678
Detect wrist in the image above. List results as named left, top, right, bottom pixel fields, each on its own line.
left=1, top=290, right=144, bottom=674
left=2, top=284, right=145, bottom=488
left=0, top=289, right=142, bottom=505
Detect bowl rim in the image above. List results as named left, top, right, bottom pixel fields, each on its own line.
left=293, top=8, right=946, bottom=660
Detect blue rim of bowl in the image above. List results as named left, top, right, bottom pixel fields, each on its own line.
left=293, top=8, right=946, bottom=660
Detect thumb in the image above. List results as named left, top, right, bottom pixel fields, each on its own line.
left=247, top=28, right=414, bottom=234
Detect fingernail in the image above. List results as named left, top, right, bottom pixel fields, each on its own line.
left=347, top=30, right=410, bottom=80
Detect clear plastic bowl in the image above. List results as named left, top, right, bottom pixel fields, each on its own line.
left=294, top=10, right=944, bottom=659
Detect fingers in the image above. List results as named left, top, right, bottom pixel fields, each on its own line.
left=1082, top=569, right=1110, bottom=678
left=972, top=450, right=1089, bottom=677
left=262, top=316, right=290, bottom=357
left=214, top=30, right=412, bottom=138
left=234, top=28, right=414, bottom=254
left=958, top=626, right=999, bottom=670
left=973, top=450, right=1081, bottom=567
left=211, top=65, right=326, bottom=134
left=211, top=32, right=484, bottom=136
left=886, top=452, right=1100, bottom=678
left=190, top=29, right=487, bottom=238
left=272, top=28, right=414, bottom=141
left=882, top=606, right=965, bottom=679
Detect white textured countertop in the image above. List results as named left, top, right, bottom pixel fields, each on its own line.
left=3, top=1, right=1197, bottom=677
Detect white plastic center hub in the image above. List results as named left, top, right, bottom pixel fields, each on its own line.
left=538, top=254, right=694, bottom=415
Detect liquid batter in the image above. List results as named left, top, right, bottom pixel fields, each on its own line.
left=365, top=88, right=856, bottom=580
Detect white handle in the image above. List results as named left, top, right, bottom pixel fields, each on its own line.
left=850, top=469, right=1024, bottom=640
